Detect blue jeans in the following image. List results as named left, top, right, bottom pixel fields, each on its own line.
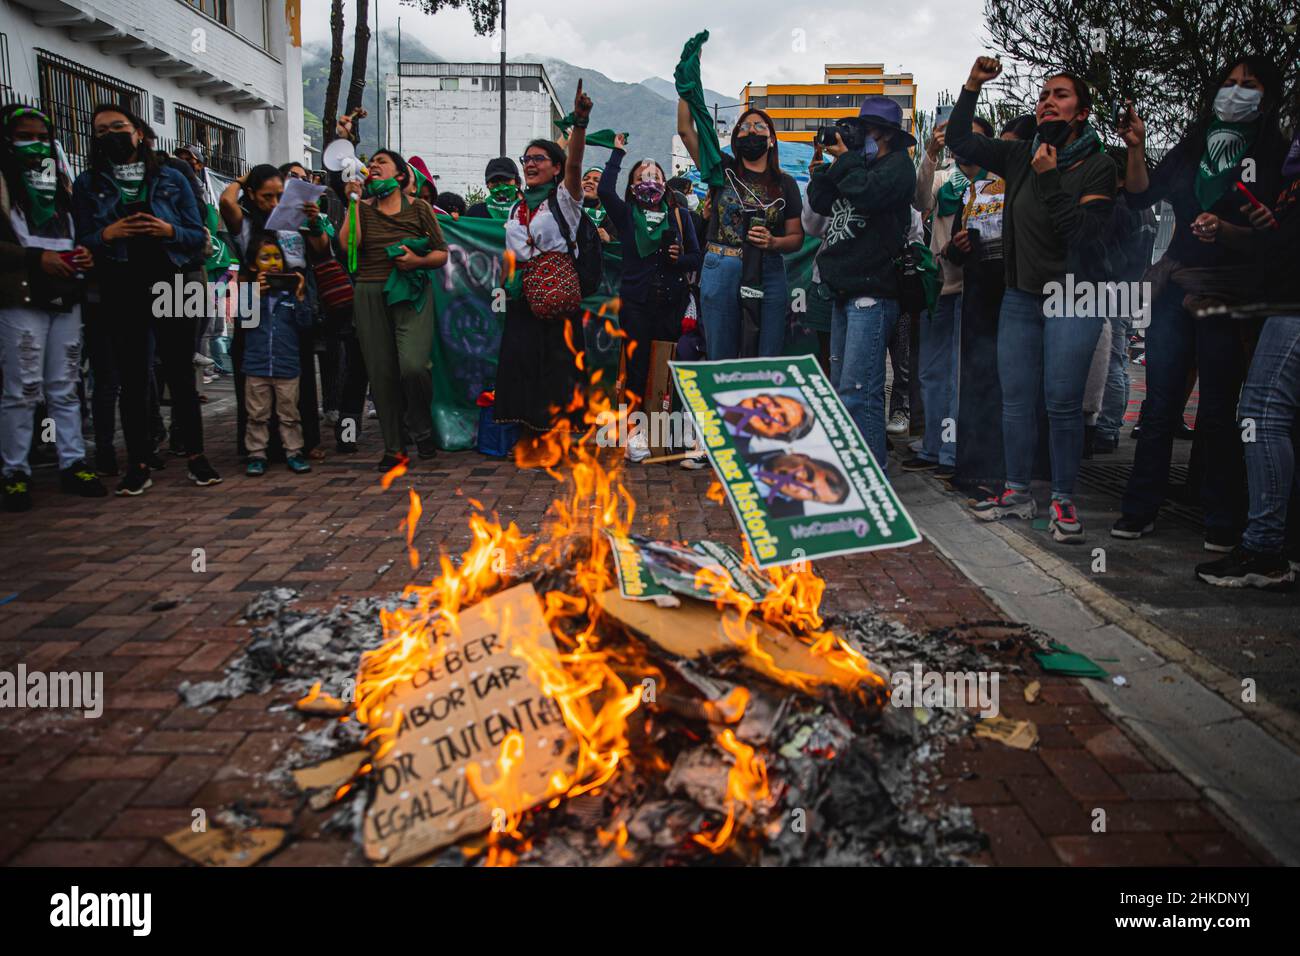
left=0, top=305, right=87, bottom=474
left=919, top=292, right=961, bottom=466
left=830, top=296, right=900, bottom=468
left=997, top=288, right=1103, bottom=499
left=1121, top=286, right=1247, bottom=531
left=1096, top=315, right=1131, bottom=441
left=1240, top=315, right=1300, bottom=554
left=699, top=250, right=788, bottom=359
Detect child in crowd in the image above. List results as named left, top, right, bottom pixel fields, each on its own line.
left=241, top=233, right=313, bottom=476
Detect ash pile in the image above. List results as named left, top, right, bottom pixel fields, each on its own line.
left=181, top=567, right=1005, bottom=867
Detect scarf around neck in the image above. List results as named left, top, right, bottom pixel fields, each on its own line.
left=21, top=167, right=58, bottom=228
left=522, top=183, right=553, bottom=214
left=935, top=167, right=988, bottom=219
left=486, top=187, right=518, bottom=220
left=1195, top=118, right=1257, bottom=210
left=1031, top=121, right=1103, bottom=170
left=365, top=177, right=400, bottom=199
left=111, top=162, right=146, bottom=205
left=631, top=201, right=671, bottom=258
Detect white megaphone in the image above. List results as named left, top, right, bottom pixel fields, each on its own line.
left=323, top=137, right=367, bottom=184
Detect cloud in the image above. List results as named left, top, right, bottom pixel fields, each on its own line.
left=301, top=0, right=990, bottom=109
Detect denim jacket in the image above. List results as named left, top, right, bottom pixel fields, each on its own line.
left=72, top=164, right=205, bottom=268
left=241, top=290, right=312, bottom=379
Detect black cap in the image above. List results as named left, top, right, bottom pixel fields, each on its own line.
left=485, top=156, right=520, bottom=184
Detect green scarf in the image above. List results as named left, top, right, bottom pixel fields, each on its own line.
left=365, top=177, right=400, bottom=199
left=1031, top=122, right=1103, bottom=171
left=631, top=202, right=671, bottom=258
left=935, top=169, right=971, bottom=219
left=584, top=203, right=607, bottom=228
left=111, top=162, right=146, bottom=205
left=522, top=183, right=552, bottom=213
left=382, top=236, right=432, bottom=313
left=486, top=182, right=518, bottom=220
left=675, top=31, right=724, bottom=187
left=1195, top=119, right=1257, bottom=211
left=21, top=172, right=57, bottom=229
left=202, top=203, right=236, bottom=274
left=556, top=114, right=624, bottom=150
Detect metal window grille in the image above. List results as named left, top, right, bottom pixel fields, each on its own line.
left=174, top=103, right=246, bottom=177
left=36, top=48, right=149, bottom=176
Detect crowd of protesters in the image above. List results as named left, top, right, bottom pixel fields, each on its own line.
left=1, top=44, right=1297, bottom=592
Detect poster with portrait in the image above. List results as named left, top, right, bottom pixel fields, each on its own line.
left=669, top=355, right=921, bottom=567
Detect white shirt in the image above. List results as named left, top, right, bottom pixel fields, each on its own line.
left=504, top=186, right=583, bottom=263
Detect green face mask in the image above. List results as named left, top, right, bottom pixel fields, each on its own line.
left=13, top=140, right=52, bottom=162
left=365, top=177, right=400, bottom=198
left=488, top=182, right=517, bottom=202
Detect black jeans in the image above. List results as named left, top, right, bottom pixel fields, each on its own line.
left=99, top=261, right=202, bottom=468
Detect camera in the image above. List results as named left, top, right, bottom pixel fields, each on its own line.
left=816, top=119, right=867, bottom=152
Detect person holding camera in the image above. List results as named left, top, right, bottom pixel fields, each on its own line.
left=677, top=103, right=803, bottom=359
left=805, top=97, right=917, bottom=469
left=947, top=58, right=1117, bottom=543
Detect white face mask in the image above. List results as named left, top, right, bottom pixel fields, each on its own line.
left=1213, top=85, right=1263, bottom=123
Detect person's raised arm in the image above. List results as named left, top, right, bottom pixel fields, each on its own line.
left=598, top=139, right=628, bottom=220
left=677, top=98, right=702, bottom=169
left=946, top=57, right=1017, bottom=178
left=563, top=80, right=591, bottom=203
left=218, top=175, right=245, bottom=234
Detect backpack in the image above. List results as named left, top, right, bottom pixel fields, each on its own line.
left=550, top=190, right=602, bottom=297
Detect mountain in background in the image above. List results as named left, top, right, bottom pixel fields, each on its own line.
left=301, top=31, right=711, bottom=180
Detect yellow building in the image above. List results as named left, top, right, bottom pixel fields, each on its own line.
left=740, top=63, right=917, bottom=144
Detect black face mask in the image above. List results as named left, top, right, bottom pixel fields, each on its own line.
left=98, top=131, right=136, bottom=164
left=1035, top=119, right=1074, bottom=147
left=735, top=133, right=770, bottom=161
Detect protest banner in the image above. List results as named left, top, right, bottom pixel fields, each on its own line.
left=669, top=355, right=922, bottom=567
left=605, top=532, right=772, bottom=603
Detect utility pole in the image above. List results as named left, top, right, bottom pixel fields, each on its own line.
left=397, top=17, right=402, bottom=151
left=498, top=0, right=507, bottom=158
left=375, top=0, right=382, bottom=147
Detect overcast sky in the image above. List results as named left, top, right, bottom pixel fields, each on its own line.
left=300, top=0, right=993, bottom=109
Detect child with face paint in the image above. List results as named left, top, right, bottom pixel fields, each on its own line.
left=1109, top=55, right=1290, bottom=553
left=238, top=234, right=314, bottom=477
left=597, top=135, right=703, bottom=452
left=0, top=105, right=105, bottom=511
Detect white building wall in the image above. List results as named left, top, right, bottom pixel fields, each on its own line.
left=388, top=75, right=559, bottom=196
left=1, top=0, right=303, bottom=168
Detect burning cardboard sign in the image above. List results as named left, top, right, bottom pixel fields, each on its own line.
left=364, top=584, right=575, bottom=864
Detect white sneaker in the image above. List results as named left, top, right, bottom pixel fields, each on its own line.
left=366, top=402, right=378, bottom=420
left=886, top=411, right=909, bottom=436
left=626, top=429, right=650, bottom=463
left=681, top=452, right=709, bottom=470
left=193, top=352, right=215, bottom=368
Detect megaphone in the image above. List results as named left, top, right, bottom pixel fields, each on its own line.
left=323, top=138, right=367, bottom=183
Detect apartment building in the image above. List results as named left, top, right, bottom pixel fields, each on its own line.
left=741, top=62, right=917, bottom=144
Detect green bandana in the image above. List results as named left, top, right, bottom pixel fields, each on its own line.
left=522, top=184, right=553, bottom=213
left=383, top=236, right=432, bottom=314
left=365, top=177, right=400, bottom=199
left=487, top=182, right=518, bottom=220
left=1195, top=119, right=1256, bottom=211
left=631, top=201, right=671, bottom=258
left=935, top=169, right=972, bottom=219
left=21, top=161, right=58, bottom=228
left=584, top=204, right=607, bottom=228
left=112, top=162, right=146, bottom=205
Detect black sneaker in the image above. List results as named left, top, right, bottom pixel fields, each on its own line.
left=933, top=464, right=956, bottom=481
left=377, top=453, right=408, bottom=473
left=3, top=472, right=32, bottom=512
left=147, top=451, right=167, bottom=471
left=416, top=437, right=438, bottom=460
left=115, top=466, right=152, bottom=497
left=94, top=447, right=119, bottom=477
left=1111, top=515, right=1155, bottom=539
left=971, top=488, right=1036, bottom=521
left=60, top=461, right=108, bottom=498
left=1175, top=421, right=1194, bottom=441
left=187, top=455, right=223, bottom=486
left=1091, top=433, right=1119, bottom=454
left=1196, top=546, right=1295, bottom=592
left=1204, top=528, right=1239, bottom=553
left=900, top=455, right=937, bottom=472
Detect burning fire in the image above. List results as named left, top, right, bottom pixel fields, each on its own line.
left=347, top=312, right=881, bottom=863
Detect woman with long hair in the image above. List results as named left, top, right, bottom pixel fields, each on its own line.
left=596, top=136, right=702, bottom=456
left=338, top=147, right=448, bottom=469
left=0, top=104, right=105, bottom=511
left=948, top=60, right=1118, bottom=543
left=677, top=103, right=804, bottom=358
left=1111, top=55, right=1290, bottom=552
left=492, top=82, right=595, bottom=434
left=73, top=103, right=213, bottom=496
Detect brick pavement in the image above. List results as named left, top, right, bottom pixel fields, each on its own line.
left=0, top=398, right=1270, bottom=866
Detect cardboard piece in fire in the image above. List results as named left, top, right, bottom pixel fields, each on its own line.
left=363, top=584, right=576, bottom=864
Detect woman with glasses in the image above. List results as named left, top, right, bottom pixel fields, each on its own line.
left=677, top=104, right=803, bottom=359
left=73, top=104, right=216, bottom=496
left=492, top=82, right=596, bottom=433
left=0, top=104, right=106, bottom=511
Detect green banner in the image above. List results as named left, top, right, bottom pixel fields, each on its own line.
left=606, top=532, right=773, bottom=603
left=669, top=355, right=921, bottom=567
left=428, top=215, right=625, bottom=450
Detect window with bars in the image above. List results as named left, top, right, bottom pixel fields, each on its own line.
left=174, top=104, right=246, bottom=176
left=36, top=49, right=149, bottom=176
